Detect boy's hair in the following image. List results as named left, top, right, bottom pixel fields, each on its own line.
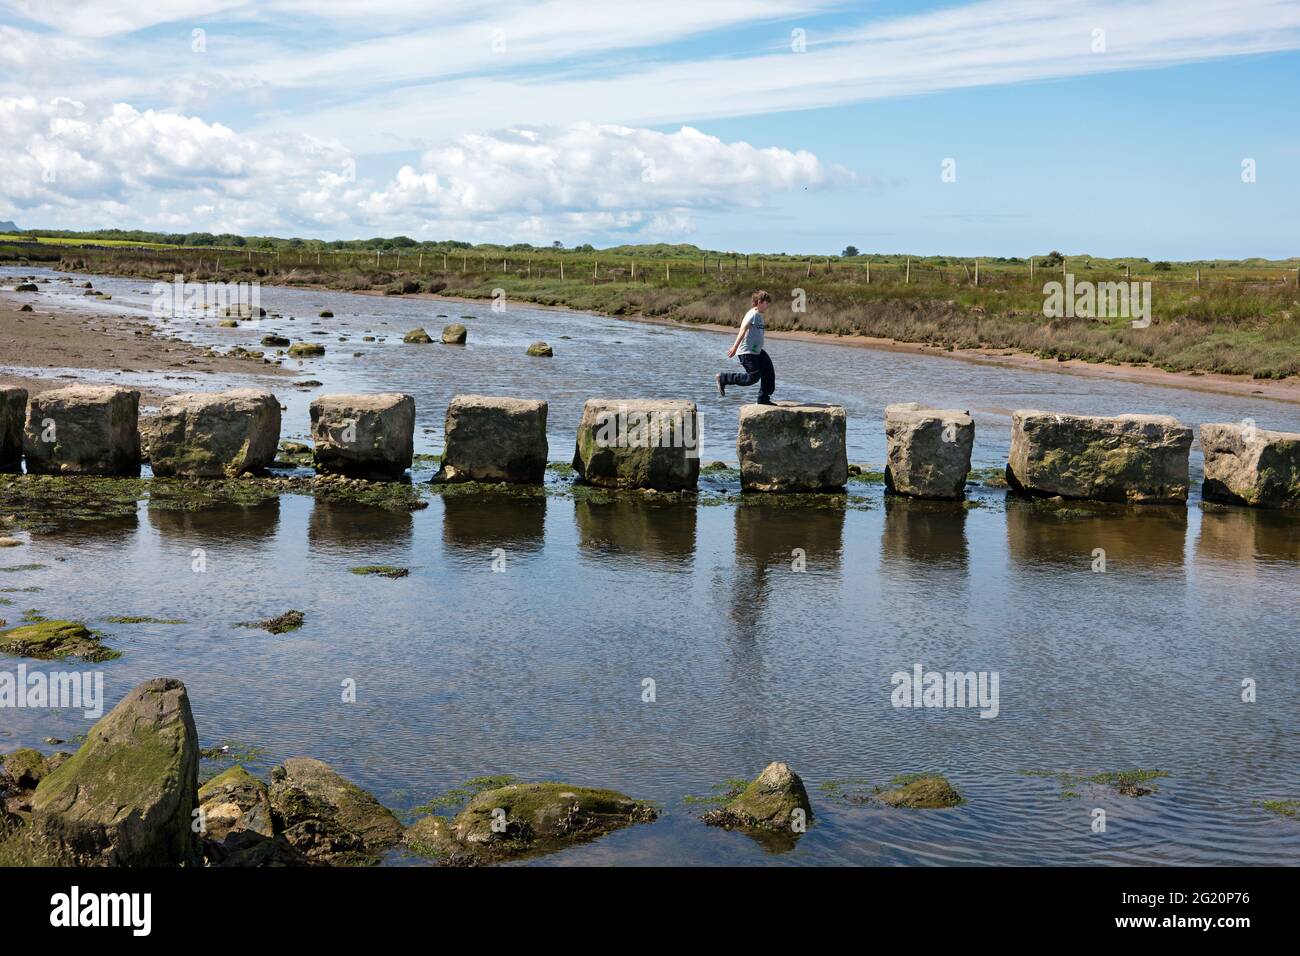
left=752, top=290, right=772, bottom=305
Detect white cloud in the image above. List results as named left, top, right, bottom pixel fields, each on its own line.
left=0, top=100, right=841, bottom=239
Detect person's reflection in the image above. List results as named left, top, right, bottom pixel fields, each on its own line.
left=573, top=495, right=696, bottom=570
left=443, top=492, right=546, bottom=555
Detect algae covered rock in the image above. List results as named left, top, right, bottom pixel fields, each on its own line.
left=571, top=398, right=700, bottom=490
left=1006, top=410, right=1192, bottom=503
left=22, top=385, right=141, bottom=476
left=702, top=761, right=813, bottom=832
left=526, top=341, right=553, bottom=357
left=0, top=387, right=26, bottom=473
left=737, top=403, right=847, bottom=492
left=310, top=392, right=415, bottom=480
left=288, top=342, right=325, bottom=357
left=262, top=334, right=291, bottom=348
left=402, top=328, right=433, bottom=344
left=268, top=757, right=403, bottom=865
left=145, top=388, right=281, bottom=478
left=28, top=677, right=201, bottom=866
left=876, top=773, right=963, bottom=809
left=198, top=764, right=274, bottom=843
left=1200, top=422, right=1300, bottom=509
left=2, top=748, right=49, bottom=791
left=438, top=781, right=656, bottom=861
left=884, top=402, right=974, bottom=500
left=441, top=324, right=467, bottom=345
left=0, top=620, right=118, bottom=662
left=436, top=394, right=548, bottom=484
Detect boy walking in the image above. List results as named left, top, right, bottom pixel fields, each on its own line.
left=716, top=290, right=776, bottom=405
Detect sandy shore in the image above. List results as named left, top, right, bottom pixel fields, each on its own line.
left=0, top=294, right=288, bottom=402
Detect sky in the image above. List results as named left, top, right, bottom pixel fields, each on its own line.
left=2, top=0, right=1298, bottom=257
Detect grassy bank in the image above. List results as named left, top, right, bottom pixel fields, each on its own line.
left=6, top=240, right=1299, bottom=379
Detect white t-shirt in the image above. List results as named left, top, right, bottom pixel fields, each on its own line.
left=737, top=308, right=765, bottom=355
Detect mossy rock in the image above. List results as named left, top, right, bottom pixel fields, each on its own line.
left=441, top=324, right=467, bottom=345
left=2, top=748, right=49, bottom=790
left=349, top=565, right=409, bottom=578
left=262, top=334, right=291, bottom=347
left=218, top=319, right=239, bottom=328
left=701, top=761, right=812, bottom=833
left=876, top=774, right=963, bottom=808
left=236, top=610, right=304, bottom=634
left=445, top=782, right=656, bottom=862
left=268, top=757, right=403, bottom=865
left=526, top=341, right=553, bottom=357
left=198, top=764, right=274, bottom=846
left=319, top=310, right=333, bottom=318
left=403, top=328, right=433, bottom=344
left=288, top=342, right=325, bottom=357
left=0, top=620, right=118, bottom=662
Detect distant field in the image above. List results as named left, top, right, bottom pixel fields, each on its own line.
left=0, top=235, right=172, bottom=249
left=5, top=235, right=1298, bottom=379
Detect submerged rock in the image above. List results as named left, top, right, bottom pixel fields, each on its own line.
left=701, top=761, right=813, bottom=832
left=268, top=757, right=403, bottom=865
left=436, top=395, right=548, bottom=485
left=441, top=324, right=467, bottom=345
left=884, top=402, right=974, bottom=500
left=310, top=393, right=415, bottom=481
left=27, top=677, right=200, bottom=866
left=0, top=620, right=119, bottom=662
left=261, top=334, right=291, bottom=347
left=876, top=774, right=963, bottom=809
left=145, top=388, right=281, bottom=479
left=288, top=342, right=325, bottom=357
left=1200, top=422, right=1300, bottom=509
left=571, top=398, right=700, bottom=490
left=1006, top=410, right=1192, bottom=503
left=407, top=781, right=657, bottom=864
left=402, top=328, right=433, bottom=344
left=0, top=387, right=25, bottom=473
left=23, top=385, right=141, bottom=476
left=737, top=403, right=848, bottom=492
left=236, top=610, right=304, bottom=634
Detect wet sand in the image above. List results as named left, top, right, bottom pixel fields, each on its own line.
left=0, top=296, right=288, bottom=402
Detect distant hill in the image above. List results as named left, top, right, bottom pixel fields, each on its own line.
left=0, top=221, right=19, bottom=233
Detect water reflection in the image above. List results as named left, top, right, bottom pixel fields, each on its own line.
left=1195, top=505, right=1300, bottom=566
left=573, top=496, right=696, bottom=570
left=730, top=502, right=845, bottom=634
left=149, top=499, right=281, bottom=544
left=442, top=493, right=547, bottom=554
left=1005, top=498, right=1187, bottom=570
left=307, top=498, right=411, bottom=552
left=33, top=513, right=140, bottom=547
left=880, top=496, right=969, bottom=568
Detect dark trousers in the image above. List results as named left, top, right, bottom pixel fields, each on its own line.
left=721, top=350, right=775, bottom=401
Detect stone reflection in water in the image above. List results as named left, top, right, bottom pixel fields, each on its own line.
left=149, top=498, right=281, bottom=545
left=1005, top=498, right=1187, bottom=570
left=1195, top=504, right=1300, bottom=567
left=35, top=513, right=140, bottom=548
left=307, top=497, right=412, bottom=552
left=730, top=501, right=845, bottom=634
left=880, top=495, right=969, bottom=568
left=573, top=495, right=696, bottom=570
left=442, top=492, right=547, bottom=554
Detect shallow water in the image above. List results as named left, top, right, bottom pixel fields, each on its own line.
left=2, top=266, right=1299, bottom=866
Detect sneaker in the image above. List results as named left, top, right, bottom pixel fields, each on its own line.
left=757, top=398, right=776, bottom=405
left=715, top=373, right=726, bottom=397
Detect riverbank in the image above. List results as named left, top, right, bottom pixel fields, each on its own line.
left=0, top=297, right=288, bottom=402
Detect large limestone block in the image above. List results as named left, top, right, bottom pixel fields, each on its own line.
left=22, top=385, right=141, bottom=475
left=309, top=393, right=414, bottom=480
left=1200, top=422, right=1300, bottom=509
left=145, top=388, right=281, bottom=478
left=437, top=394, right=548, bottom=484
left=737, top=402, right=847, bottom=492
left=1006, top=410, right=1191, bottom=503
left=0, top=387, right=26, bottom=472
left=884, top=402, right=974, bottom=499
left=29, top=678, right=200, bottom=866
left=572, top=399, right=700, bottom=490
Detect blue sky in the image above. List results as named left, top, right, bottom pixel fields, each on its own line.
left=2, top=0, right=1297, bottom=257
